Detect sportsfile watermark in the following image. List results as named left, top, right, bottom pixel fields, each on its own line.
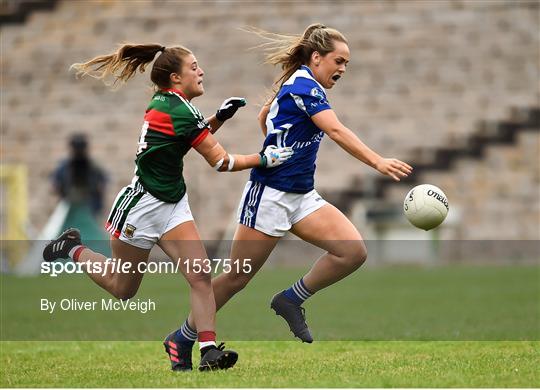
left=40, top=258, right=253, bottom=277
left=1, top=240, right=538, bottom=341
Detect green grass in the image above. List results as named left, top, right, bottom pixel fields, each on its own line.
left=1, top=265, right=538, bottom=341
left=1, top=341, right=539, bottom=387
left=1, top=265, right=539, bottom=387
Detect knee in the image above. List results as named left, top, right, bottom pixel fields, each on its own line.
left=112, top=287, right=138, bottom=301
left=354, top=242, right=368, bottom=267
left=224, top=273, right=252, bottom=294
left=338, top=241, right=368, bottom=269
left=186, top=272, right=212, bottom=290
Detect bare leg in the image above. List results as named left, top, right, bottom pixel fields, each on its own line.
left=158, top=221, right=216, bottom=334
left=266, top=204, right=367, bottom=343
left=290, top=203, right=367, bottom=292
left=75, top=238, right=150, bottom=300
left=186, top=224, right=280, bottom=328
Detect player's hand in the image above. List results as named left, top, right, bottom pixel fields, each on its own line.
left=375, top=158, right=413, bottom=181
left=260, top=145, right=294, bottom=168
left=215, top=97, right=247, bottom=122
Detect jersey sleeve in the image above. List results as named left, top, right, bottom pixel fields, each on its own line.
left=290, top=77, right=331, bottom=117
left=170, top=104, right=210, bottom=147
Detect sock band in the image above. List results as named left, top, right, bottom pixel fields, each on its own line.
left=198, top=330, right=216, bottom=342
left=198, top=330, right=216, bottom=350
left=69, top=245, right=85, bottom=261
left=179, top=320, right=197, bottom=342
left=283, top=277, right=313, bottom=305
left=199, top=340, right=217, bottom=350
left=292, top=278, right=313, bottom=300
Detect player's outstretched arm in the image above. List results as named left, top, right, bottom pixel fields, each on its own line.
left=312, top=109, right=413, bottom=181
left=206, top=97, right=247, bottom=134
left=194, top=132, right=293, bottom=172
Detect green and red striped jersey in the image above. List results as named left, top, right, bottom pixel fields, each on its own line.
left=134, top=88, right=209, bottom=202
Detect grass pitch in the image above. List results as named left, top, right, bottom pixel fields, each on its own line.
left=1, top=265, right=539, bottom=387
left=2, top=265, right=538, bottom=341
left=1, top=340, right=539, bottom=387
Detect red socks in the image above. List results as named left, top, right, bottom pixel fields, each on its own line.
left=198, top=330, right=216, bottom=351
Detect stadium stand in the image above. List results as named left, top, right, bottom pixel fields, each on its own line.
left=330, top=107, right=540, bottom=240
left=0, top=0, right=57, bottom=25
left=1, top=0, right=538, bottom=241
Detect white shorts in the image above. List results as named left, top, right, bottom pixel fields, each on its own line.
left=237, top=181, right=327, bottom=237
left=105, top=181, right=194, bottom=249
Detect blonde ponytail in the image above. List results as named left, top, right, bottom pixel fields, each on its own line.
left=71, top=44, right=192, bottom=89
left=246, top=23, right=347, bottom=100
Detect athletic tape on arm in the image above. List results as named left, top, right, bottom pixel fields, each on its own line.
left=213, top=154, right=235, bottom=171
left=213, top=157, right=225, bottom=171
left=227, top=154, right=235, bottom=171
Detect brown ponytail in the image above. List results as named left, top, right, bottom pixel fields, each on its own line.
left=246, top=23, right=348, bottom=101
left=71, top=43, right=192, bottom=89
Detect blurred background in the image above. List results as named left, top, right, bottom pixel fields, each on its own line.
left=1, top=0, right=539, bottom=343
left=1, top=0, right=539, bottom=272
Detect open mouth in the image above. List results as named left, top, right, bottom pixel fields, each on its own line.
left=197, top=80, right=203, bottom=85
left=331, top=74, right=341, bottom=82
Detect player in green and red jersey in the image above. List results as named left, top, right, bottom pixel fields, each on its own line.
left=43, top=43, right=293, bottom=371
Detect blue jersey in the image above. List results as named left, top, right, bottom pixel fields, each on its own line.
left=250, top=65, right=331, bottom=193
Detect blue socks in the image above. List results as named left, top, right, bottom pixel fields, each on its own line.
left=283, top=278, right=313, bottom=305
left=174, top=319, right=197, bottom=346
left=175, top=278, right=313, bottom=346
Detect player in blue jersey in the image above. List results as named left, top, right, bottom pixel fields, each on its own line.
left=174, top=24, right=412, bottom=346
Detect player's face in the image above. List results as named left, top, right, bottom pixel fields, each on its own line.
left=312, top=40, right=350, bottom=89
left=176, top=54, right=205, bottom=100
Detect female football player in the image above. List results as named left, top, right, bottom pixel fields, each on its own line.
left=176, top=24, right=413, bottom=347
left=42, top=43, right=293, bottom=371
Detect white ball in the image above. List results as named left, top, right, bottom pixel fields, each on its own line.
left=403, top=184, right=449, bottom=230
